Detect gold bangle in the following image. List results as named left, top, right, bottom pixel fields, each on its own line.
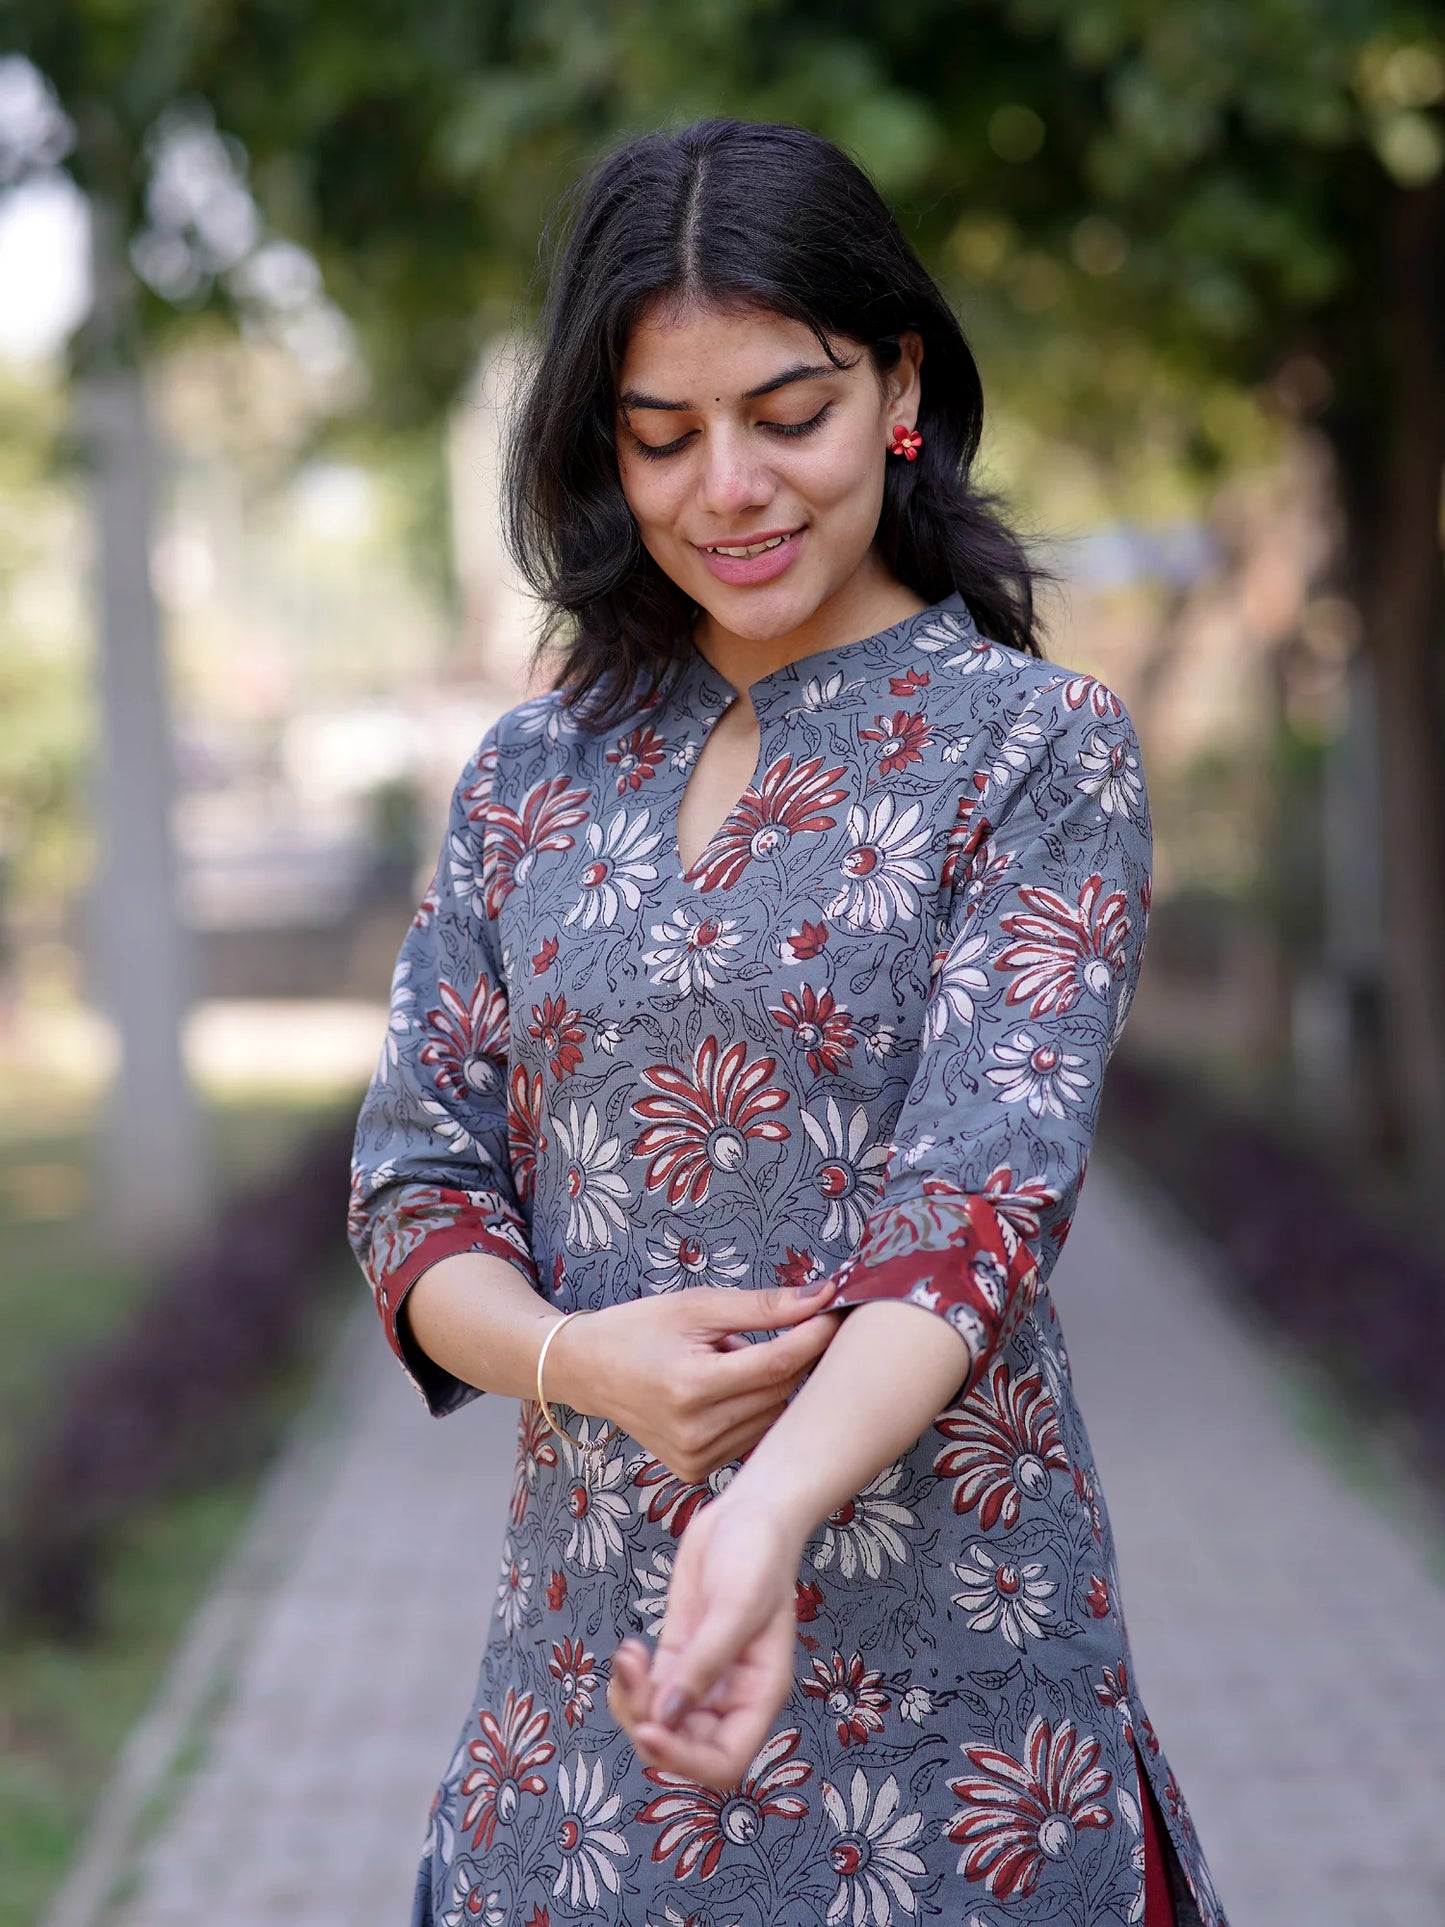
left=535, top=1310, right=616, bottom=1455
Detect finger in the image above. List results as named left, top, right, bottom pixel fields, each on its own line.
left=707, top=1309, right=842, bottom=1397
left=606, top=1638, right=654, bottom=1729
left=691, top=1278, right=837, bottom=1335
left=651, top=1594, right=772, bottom=1730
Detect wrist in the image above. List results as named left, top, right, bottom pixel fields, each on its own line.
left=539, top=1306, right=600, bottom=1416
left=722, top=1449, right=817, bottom=1554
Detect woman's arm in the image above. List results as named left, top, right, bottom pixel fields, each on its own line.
left=608, top=1300, right=968, bottom=1786
left=406, top=1249, right=843, bottom=1483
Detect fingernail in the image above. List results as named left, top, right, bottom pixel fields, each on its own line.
left=799, top=1274, right=834, bottom=1296
left=658, top=1688, right=689, bottom=1726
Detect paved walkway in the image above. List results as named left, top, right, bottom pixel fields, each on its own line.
left=60, top=1159, right=1445, bottom=1927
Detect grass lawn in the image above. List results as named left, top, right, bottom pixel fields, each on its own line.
left=0, top=1086, right=360, bottom=1927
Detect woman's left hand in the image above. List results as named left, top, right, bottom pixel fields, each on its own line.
left=608, top=1488, right=804, bottom=1790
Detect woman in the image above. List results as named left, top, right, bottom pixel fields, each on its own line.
left=349, top=119, right=1226, bottom=1927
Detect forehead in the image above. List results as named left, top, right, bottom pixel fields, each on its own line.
left=617, top=297, right=855, bottom=399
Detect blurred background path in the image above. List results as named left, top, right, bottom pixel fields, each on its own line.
left=51, top=1157, right=1445, bottom=1927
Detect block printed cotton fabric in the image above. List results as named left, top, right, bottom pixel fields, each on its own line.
left=349, top=593, right=1228, bottom=1927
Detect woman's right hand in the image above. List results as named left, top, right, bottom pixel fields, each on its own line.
left=543, top=1279, right=840, bottom=1485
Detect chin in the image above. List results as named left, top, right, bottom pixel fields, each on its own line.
left=687, top=569, right=835, bottom=644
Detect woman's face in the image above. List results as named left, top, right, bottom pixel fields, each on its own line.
left=615, top=299, right=922, bottom=645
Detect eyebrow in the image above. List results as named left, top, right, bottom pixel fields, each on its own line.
left=617, top=360, right=839, bottom=412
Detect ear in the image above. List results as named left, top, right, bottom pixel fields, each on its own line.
left=885, top=330, right=925, bottom=425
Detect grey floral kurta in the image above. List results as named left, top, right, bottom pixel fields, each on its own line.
left=349, top=593, right=1227, bottom=1927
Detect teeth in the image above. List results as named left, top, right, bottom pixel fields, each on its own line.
left=708, top=534, right=790, bottom=558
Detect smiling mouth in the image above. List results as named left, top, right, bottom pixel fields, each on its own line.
left=701, top=530, right=800, bottom=559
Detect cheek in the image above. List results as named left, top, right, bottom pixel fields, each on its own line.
left=617, top=453, right=688, bottom=536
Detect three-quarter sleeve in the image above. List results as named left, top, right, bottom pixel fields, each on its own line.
left=349, top=723, right=539, bottom=1416
left=825, top=678, right=1152, bottom=1398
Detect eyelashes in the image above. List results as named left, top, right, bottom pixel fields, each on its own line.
left=628, top=403, right=835, bottom=463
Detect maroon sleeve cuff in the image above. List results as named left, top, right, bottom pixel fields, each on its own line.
left=825, top=1180, right=1040, bottom=1397
left=364, top=1195, right=538, bottom=1417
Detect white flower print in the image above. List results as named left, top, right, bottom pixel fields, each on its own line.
left=642, top=906, right=745, bottom=993
left=374, top=958, right=415, bottom=1083
left=447, top=827, right=487, bottom=922
left=649, top=1907, right=742, bottom=1927
left=802, top=1099, right=891, bottom=1245
left=632, top=1546, right=673, bottom=1635
left=941, top=730, right=974, bottom=765
left=899, top=1686, right=934, bottom=1725
left=1075, top=725, right=1145, bottom=821
left=565, top=808, right=665, bottom=928
left=494, top=1539, right=533, bottom=1636
left=512, top=695, right=579, bottom=745
left=594, top=1019, right=622, bottom=1055
left=821, top=1768, right=929, bottom=1925
left=420, top=1098, right=476, bottom=1156
left=1118, top=1783, right=1148, bottom=1925
left=985, top=1028, right=1092, bottom=1119
left=441, top=1868, right=504, bottom=1927
left=670, top=740, right=698, bottom=772
left=803, top=669, right=847, bottom=709
left=812, top=1464, right=915, bottom=1579
left=979, top=714, right=1047, bottom=798
left=552, top=1753, right=629, bottom=1909
left=863, top=1023, right=897, bottom=1063
left=951, top=1542, right=1055, bottom=1648
left=551, top=1101, right=631, bottom=1251
left=645, top=1223, right=749, bottom=1292
left=826, top=795, right=933, bottom=931
left=923, top=930, right=989, bottom=1045
left=561, top=1430, right=631, bottom=1571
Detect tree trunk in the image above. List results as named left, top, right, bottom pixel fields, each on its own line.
left=83, top=193, right=211, bottom=1253
left=1348, top=175, right=1445, bottom=1198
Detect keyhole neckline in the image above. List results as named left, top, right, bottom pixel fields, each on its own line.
left=679, top=589, right=976, bottom=716
left=667, top=590, right=977, bottom=886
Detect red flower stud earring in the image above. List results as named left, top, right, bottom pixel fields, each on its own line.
left=890, top=422, right=923, bottom=460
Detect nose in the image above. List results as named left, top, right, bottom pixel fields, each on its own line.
left=694, top=423, right=774, bottom=520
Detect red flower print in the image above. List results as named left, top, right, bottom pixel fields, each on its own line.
left=548, top=1636, right=600, bottom=1728
left=1061, top=673, right=1124, bottom=720
left=859, top=709, right=933, bottom=776
left=768, top=985, right=856, bottom=1075
left=522, top=1910, right=550, bottom=1927
left=947, top=1715, right=1114, bottom=1898
left=995, top=872, right=1131, bottom=1017
left=528, top=992, right=586, bottom=1079
left=1163, top=1770, right=1194, bottom=1840
left=890, top=667, right=930, bottom=696
left=419, top=972, right=508, bottom=1102
left=507, top=1066, right=547, bottom=1203
left=686, top=754, right=848, bottom=892
left=532, top=934, right=559, bottom=975
left=411, top=881, right=439, bottom=930
left=795, top=1578, right=825, bottom=1622
left=1072, top=1463, right=1105, bottom=1542
left=460, top=1687, right=555, bottom=1851
left=1085, top=1574, right=1110, bottom=1618
left=940, top=795, right=987, bottom=890
left=640, top=1726, right=811, bottom=1879
left=606, top=723, right=667, bottom=794
left=511, top=1402, right=558, bottom=1526
left=482, top=774, right=592, bottom=915
left=632, top=1455, right=712, bottom=1537
left=551, top=1252, right=566, bottom=1295
left=546, top=1569, right=567, bottom=1612
left=775, top=1247, right=824, bottom=1289
left=979, top=1163, right=1062, bottom=1243
left=933, top=1362, right=1069, bottom=1530
left=801, top=1651, right=890, bottom=1746
left=785, top=919, right=830, bottom=961
left=632, top=1035, right=790, bottom=1206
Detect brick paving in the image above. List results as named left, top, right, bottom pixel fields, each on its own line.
left=87, top=1158, right=1445, bottom=1927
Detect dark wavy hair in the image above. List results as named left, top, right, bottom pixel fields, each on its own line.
left=504, top=119, right=1049, bottom=724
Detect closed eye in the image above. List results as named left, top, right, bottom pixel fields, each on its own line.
left=626, top=402, right=835, bottom=462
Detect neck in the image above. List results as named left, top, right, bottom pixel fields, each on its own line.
left=694, top=548, right=926, bottom=692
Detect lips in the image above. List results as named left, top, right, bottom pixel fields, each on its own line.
left=694, top=525, right=805, bottom=588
